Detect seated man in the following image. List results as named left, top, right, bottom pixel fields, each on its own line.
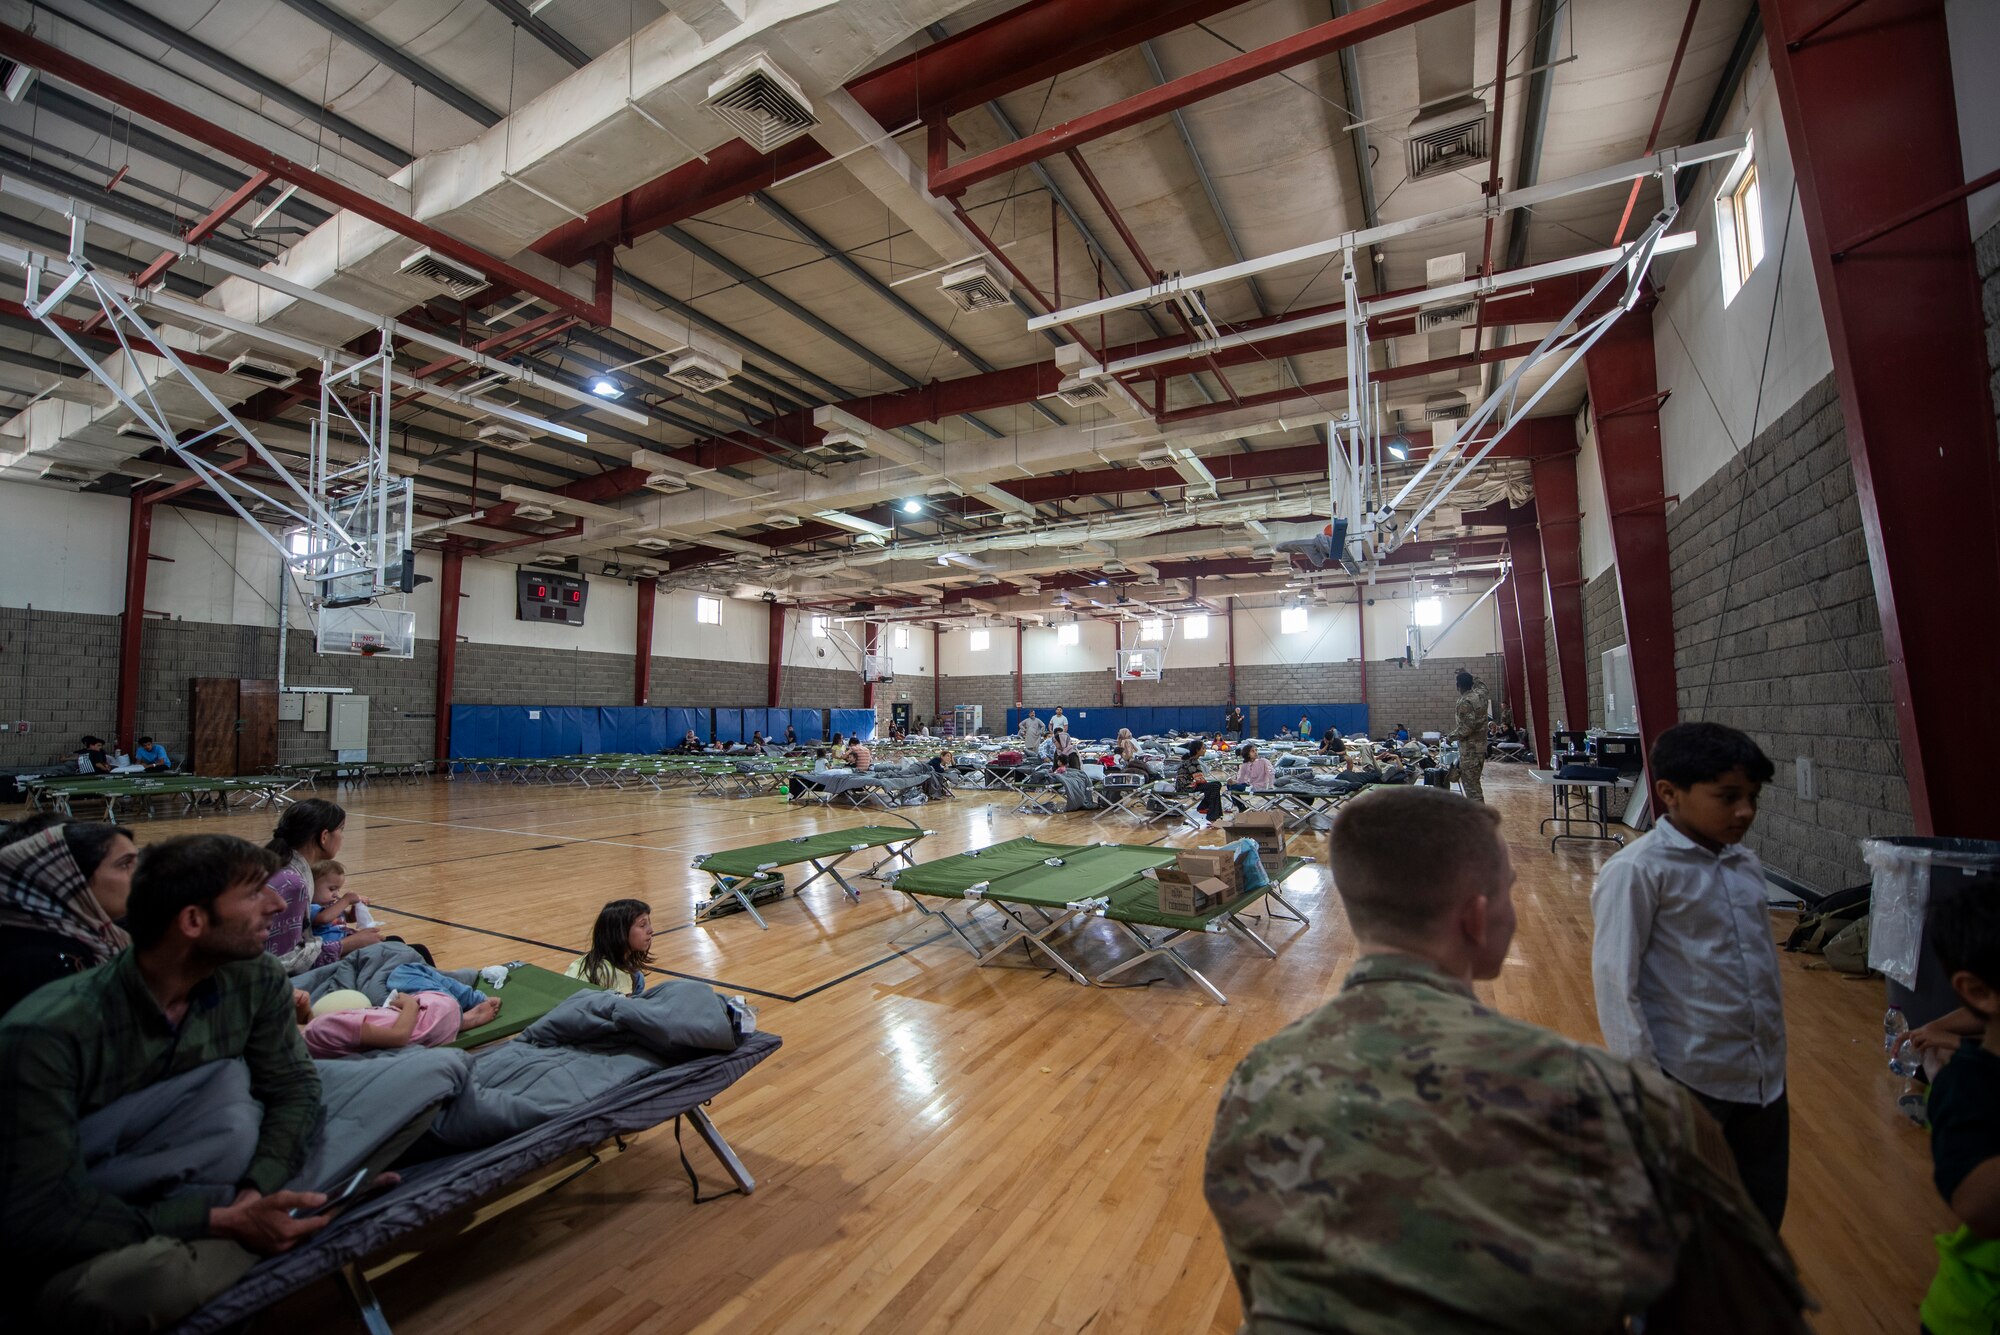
left=1204, top=787, right=1806, bottom=1333
left=673, top=729, right=706, bottom=754
left=0, top=834, right=331, bottom=1332
left=132, top=736, right=171, bottom=772
left=79, top=735, right=115, bottom=775
left=844, top=737, right=873, bottom=772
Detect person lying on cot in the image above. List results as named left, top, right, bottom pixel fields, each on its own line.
left=674, top=730, right=706, bottom=754
left=565, top=899, right=654, bottom=997
left=298, top=981, right=499, bottom=1059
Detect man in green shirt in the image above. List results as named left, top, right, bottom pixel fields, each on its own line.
left=0, top=833, right=332, bottom=1331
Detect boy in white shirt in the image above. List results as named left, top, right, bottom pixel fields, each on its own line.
left=1590, top=721, right=1787, bottom=1229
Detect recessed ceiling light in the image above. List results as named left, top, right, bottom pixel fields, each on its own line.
left=902, top=498, right=922, bottom=514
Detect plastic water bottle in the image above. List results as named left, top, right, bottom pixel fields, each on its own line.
left=1885, top=1006, right=1919, bottom=1078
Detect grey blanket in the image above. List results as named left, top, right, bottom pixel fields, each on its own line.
left=432, top=980, right=741, bottom=1147
left=293, top=941, right=481, bottom=1003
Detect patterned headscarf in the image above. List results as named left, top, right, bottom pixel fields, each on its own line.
left=0, top=826, right=131, bottom=964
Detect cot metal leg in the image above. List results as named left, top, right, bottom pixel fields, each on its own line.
left=1225, top=915, right=1280, bottom=959
left=1263, top=886, right=1311, bottom=927
left=1096, top=922, right=1229, bottom=1005
left=686, top=1105, right=757, bottom=1195
left=890, top=897, right=1003, bottom=959
left=338, top=1262, right=397, bottom=1335
left=975, top=901, right=1090, bottom=984
left=694, top=879, right=772, bottom=930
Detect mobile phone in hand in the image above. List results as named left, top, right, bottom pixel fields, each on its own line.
left=291, top=1167, right=371, bottom=1219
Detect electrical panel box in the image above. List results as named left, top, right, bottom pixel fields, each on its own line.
left=516, top=571, right=588, bottom=625
left=302, top=693, right=330, bottom=733
left=329, top=695, right=369, bottom=756
left=277, top=693, right=304, bottom=722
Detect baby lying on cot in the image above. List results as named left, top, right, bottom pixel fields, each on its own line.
left=294, top=963, right=503, bottom=1058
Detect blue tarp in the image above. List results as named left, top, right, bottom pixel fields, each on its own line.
left=786, top=708, right=825, bottom=742
left=1001, top=705, right=1229, bottom=741
left=446, top=703, right=875, bottom=758
left=665, top=707, right=708, bottom=745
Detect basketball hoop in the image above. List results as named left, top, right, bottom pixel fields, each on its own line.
left=1117, top=648, right=1163, bottom=681
left=862, top=653, right=895, bottom=684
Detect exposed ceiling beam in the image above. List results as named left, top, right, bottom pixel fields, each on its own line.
left=269, top=0, right=499, bottom=129
left=476, top=0, right=592, bottom=70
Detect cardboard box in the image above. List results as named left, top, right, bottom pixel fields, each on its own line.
left=1223, top=811, right=1287, bottom=855
left=1145, top=866, right=1231, bottom=914
left=1175, top=847, right=1242, bottom=887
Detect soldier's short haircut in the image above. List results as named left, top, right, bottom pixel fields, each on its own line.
left=1328, top=787, right=1503, bottom=938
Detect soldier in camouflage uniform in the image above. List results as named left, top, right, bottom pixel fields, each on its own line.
left=1203, top=787, right=1803, bottom=1334
left=1448, top=670, right=1492, bottom=802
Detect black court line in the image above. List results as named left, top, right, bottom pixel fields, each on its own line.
left=346, top=846, right=556, bottom=878
left=369, top=902, right=948, bottom=1005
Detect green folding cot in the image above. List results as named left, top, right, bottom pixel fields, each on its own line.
left=449, top=963, right=599, bottom=1048
left=690, top=817, right=931, bottom=929
left=887, top=836, right=1314, bottom=1003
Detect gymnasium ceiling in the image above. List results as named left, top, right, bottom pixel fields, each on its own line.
left=0, top=0, right=1757, bottom=618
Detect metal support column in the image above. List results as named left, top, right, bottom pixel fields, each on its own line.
left=633, top=580, right=655, bottom=707
left=1584, top=313, right=1679, bottom=763
left=116, top=494, right=152, bottom=754
left=767, top=602, right=785, bottom=708
left=433, top=546, right=463, bottom=763
left=932, top=624, right=942, bottom=724
left=1355, top=588, right=1368, bottom=733
left=861, top=622, right=879, bottom=714
left=1113, top=620, right=1125, bottom=706
left=1507, top=515, right=1554, bottom=767
left=1224, top=600, right=1238, bottom=707
left=1761, top=0, right=2000, bottom=837
left=1531, top=451, right=1590, bottom=732
left=1013, top=622, right=1024, bottom=708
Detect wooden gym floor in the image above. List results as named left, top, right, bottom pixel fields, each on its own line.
left=128, top=765, right=1938, bottom=1333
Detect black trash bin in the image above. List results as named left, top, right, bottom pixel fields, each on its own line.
left=1866, top=836, right=2000, bottom=1027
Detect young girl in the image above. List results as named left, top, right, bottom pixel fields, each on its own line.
left=309, top=859, right=372, bottom=948
left=566, top=899, right=654, bottom=996
left=266, top=800, right=380, bottom=973
left=300, top=986, right=501, bottom=1059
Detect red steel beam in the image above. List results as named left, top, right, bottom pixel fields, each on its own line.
left=1584, top=311, right=1678, bottom=764
left=633, top=578, right=656, bottom=706
left=1506, top=512, right=1554, bottom=767
left=767, top=601, right=785, bottom=708
left=862, top=621, right=879, bottom=714
left=532, top=0, right=1256, bottom=265
left=1, top=24, right=609, bottom=327
left=932, top=624, right=942, bottom=725
left=433, top=546, right=464, bottom=762
left=83, top=169, right=274, bottom=334
left=1530, top=450, right=1590, bottom=732
left=115, top=495, right=152, bottom=753
left=1495, top=571, right=1528, bottom=731
left=1355, top=587, right=1368, bottom=730
left=928, top=0, right=1475, bottom=197
left=1014, top=622, right=1024, bottom=708
left=1763, top=0, right=2000, bottom=838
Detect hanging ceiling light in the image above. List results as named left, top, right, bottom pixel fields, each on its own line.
left=902, top=498, right=923, bottom=514
left=1385, top=434, right=1412, bottom=462
left=591, top=377, right=624, bottom=399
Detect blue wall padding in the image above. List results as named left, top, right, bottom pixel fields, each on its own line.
left=788, top=709, right=825, bottom=741
left=830, top=709, right=876, bottom=741
left=1257, top=703, right=1370, bottom=739
left=713, top=708, right=743, bottom=743
left=665, top=707, right=708, bottom=744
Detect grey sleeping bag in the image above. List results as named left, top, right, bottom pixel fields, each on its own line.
left=169, top=1031, right=781, bottom=1335
left=293, top=941, right=481, bottom=1002
left=431, top=979, right=741, bottom=1147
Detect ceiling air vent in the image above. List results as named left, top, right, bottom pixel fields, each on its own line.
left=634, top=537, right=675, bottom=552
left=476, top=423, right=534, bottom=451
left=1423, top=391, right=1470, bottom=422
left=513, top=503, right=556, bottom=521
left=398, top=247, right=488, bottom=299
left=705, top=54, right=817, bottom=154
left=939, top=262, right=1010, bottom=313
left=1055, top=374, right=1109, bottom=408
left=1406, top=96, right=1490, bottom=182
left=530, top=553, right=568, bottom=565
left=762, top=513, right=803, bottom=528
left=226, top=354, right=299, bottom=389
left=2, top=59, right=37, bottom=103
left=1416, top=300, right=1475, bottom=332
left=643, top=470, right=691, bottom=494
left=115, top=420, right=157, bottom=439
left=665, top=352, right=735, bottom=393
left=39, top=461, right=94, bottom=484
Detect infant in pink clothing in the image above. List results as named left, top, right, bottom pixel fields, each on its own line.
left=300, top=989, right=499, bottom=1058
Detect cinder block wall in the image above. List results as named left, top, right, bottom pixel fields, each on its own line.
left=1667, top=372, right=1911, bottom=889
left=1583, top=571, right=1624, bottom=731
left=0, top=608, right=120, bottom=766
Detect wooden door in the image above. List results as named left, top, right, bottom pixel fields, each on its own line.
left=236, top=679, right=278, bottom=773
left=188, top=678, right=239, bottom=776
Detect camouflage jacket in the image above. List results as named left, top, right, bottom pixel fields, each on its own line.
left=1451, top=684, right=1491, bottom=753
left=1204, top=954, right=1694, bottom=1334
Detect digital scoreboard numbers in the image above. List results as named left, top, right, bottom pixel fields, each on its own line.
left=515, top=571, right=588, bottom=626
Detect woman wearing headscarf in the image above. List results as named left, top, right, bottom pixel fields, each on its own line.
left=0, top=817, right=138, bottom=1017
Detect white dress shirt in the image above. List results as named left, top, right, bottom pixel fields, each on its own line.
left=1589, top=818, right=1788, bottom=1106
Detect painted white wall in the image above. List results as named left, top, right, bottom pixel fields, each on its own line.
left=1948, top=0, right=2000, bottom=239
left=1648, top=42, right=1834, bottom=504
left=0, top=484, right=129, bottom=615
left=1023, top=618, right=1114, bottom=674
left=938, top=619, right=1017, bottom=677
left=1574, top=401, right=1615, bottom=579
left=659, top=590, right=767, bottom=664
left=458, top=556, right=633, bottom=653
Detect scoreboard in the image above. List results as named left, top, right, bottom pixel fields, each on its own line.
left=516, top=570, right=588, bottom=625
